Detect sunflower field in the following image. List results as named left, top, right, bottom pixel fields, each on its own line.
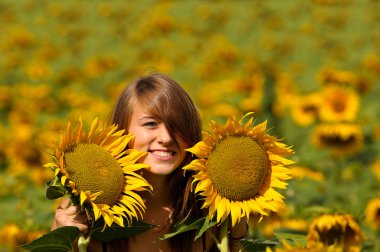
left=1, top=0, right=380, bottom=251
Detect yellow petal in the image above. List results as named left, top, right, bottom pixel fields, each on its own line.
left=80, top=191, right=88, bottom=205
left=91, top=202, right=101, bottom=220
left=185, top=142, right=210, bottom=158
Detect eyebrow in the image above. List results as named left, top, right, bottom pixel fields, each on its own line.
left=138, top=116, right=156, bottom=121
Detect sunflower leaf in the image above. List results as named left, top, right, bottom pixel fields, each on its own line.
left=160, top=217, right=206, bottom=240
left=240, top=239, right=280, bottom=252
left=274, top=231, right=307, bottom=247
left=46, top=177, right=66, bottom=200
left=194, top=215, right=218, bottom=240
left=46, top=185, right=66, bottom=200
left=91, top=221, right=154, bottom=242
left=22, top=226, right=80, bottom=252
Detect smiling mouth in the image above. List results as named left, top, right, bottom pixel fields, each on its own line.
left=150, top=150, right=174, bottom=158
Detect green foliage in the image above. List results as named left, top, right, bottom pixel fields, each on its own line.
left=91, top=221, right=154, bottom=242
left=45, top=177, right=66, bottom=200
left=241, top=239, right=280, bottom=252
left=22, top=226, right=80, bottom=252
left=22, top=221, right=154, bottom=252
left=160, top=215, right=218, bottom=241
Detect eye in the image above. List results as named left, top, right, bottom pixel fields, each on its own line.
left=143, top=121, right=159, bottom=127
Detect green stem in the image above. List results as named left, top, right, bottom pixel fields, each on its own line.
left=218, top=219, right=229, bottom=252
left=77, top=233, right=91, bottom=252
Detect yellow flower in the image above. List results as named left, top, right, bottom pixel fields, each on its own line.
left=44, top=118, right=152, bottom=229
left=0, top=224, right=45, bottom=249
left=274, top=240, right=344, bottom=252
left=365, top=198, right=380, bottom=230
left=311, top=123, right=363, bottom=156
left=307, top=214, right=364, bottom=250
left=184, top=113, right=294, bottom=227
left=317, top=68, right=370, bottom=94
left=290, top=93, right=321, bottom=127
left=290, top=166, right=325, bottom=182
left=318, top=86, right=360, bottom=123
left=371, top=158, right=380, bottom=181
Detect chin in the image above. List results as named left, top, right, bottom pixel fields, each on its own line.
left=148, top=166, right=178, bottom=175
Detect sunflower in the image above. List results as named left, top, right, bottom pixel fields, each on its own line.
left=44, top=118, right=152, bottom=229
left=290, top=93, right=321, bottom=127
left=318, top=86, right=360, bottom=123
left=311, top=123, right=363, bottom=156
left=317, top=68, right=371, bottom=94
left=290, top=166, right=325, bottom=182
left=269, top=240, right=344, bottom=252
left=365, top=198, right=380, bottom=230
left=307, top=214, right=364, bottom=250
left=183, top=113, right=294, bottom=227
left=371, top=158, right=380, bottom=181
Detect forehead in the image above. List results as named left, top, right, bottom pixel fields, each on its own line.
left=131, top=102, right=158, bottom=121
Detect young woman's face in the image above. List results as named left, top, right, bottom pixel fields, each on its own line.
left=128, top=102, right=188, bottom=175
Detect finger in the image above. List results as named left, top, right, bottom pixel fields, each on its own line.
left=64, top=205, right=81, bottom=216
left=57, top=197, right=72, bottom=209
left=75, top=223, right=89, bottom=233
left=60, top=218, right=89, bottom=233
left=73, top=212, right=88, bottom=223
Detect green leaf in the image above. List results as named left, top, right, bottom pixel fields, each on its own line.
left=160, top=217, right=206, bottom=240
left=22, top=226, right=80, bottom=252
left=46, top=185, right=66, bottom=200
left=46, top=177, right=66, bottom=200
left=91, top=221, right=154, bottom=242
left=274, top=231, right=307, bottom=247
left=241, top=239, right=280, bottom=252
left=194, top=215, right=218, bottom=240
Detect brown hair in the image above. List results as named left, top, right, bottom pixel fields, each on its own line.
left=111, top=72, right=203, bottom=251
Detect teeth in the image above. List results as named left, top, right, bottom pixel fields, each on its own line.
left=152, top=151, right=172, bottom=157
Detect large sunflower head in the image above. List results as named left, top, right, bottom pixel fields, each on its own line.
left=307, top=214, right=364, bottom=250
left=183, top=113, right=294, bottom=227
left=44, top=118, right=152, bottom=229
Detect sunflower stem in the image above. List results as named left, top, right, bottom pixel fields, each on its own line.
left=77, top=233, right=91, bottom=252
left=218, top=219, right=229, bottom=252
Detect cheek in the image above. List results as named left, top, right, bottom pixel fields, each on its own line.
left=130, top=138, right=145, bottom=151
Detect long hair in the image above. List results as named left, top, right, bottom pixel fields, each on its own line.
left=111, top=72, right=203, bottom=251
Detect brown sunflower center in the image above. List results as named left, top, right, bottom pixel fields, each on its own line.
left=317, top=224, right=355, bottom=246
left=332, top=97, right=347, bottom=113
left=64, top=143, right=124, bottom=206
left=207, top=136, right=269, bottom=201
left=320, top=134, right=357, bottom=147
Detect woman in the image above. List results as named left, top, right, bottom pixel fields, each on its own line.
left=52, top=72, right=247, bottom=251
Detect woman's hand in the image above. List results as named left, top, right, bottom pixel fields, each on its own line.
left=51, top=197, right=89, bottom=233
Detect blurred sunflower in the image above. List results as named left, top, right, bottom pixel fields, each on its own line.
left=267, top=240, right=344, bottom=252
left=183, top=113, right=294, bottom=227
left=318, top=86, right=360, bottom=123
left=307, top=214, right=364, bottom=250
left=311, top=123, right=363, bottom=156
left=0, top=224, right=45, bottom=250
left=371, top=158, right=380, bottom=181
left=373, top=124, right=380, bottom=140
left=290, top=93, right=321, bottom=127
left=290, top=166, right=325, bottom=182
left=365, top=198, right=380, bottom=230
left=317, top=68, right=370, bottom=94
left=44, top=118, right=152, bottom=229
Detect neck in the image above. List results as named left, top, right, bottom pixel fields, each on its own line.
left=141, top=171, right=172, bottom=208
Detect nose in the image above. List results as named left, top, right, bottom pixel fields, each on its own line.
left=157, top=125, right=172, bottom=144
